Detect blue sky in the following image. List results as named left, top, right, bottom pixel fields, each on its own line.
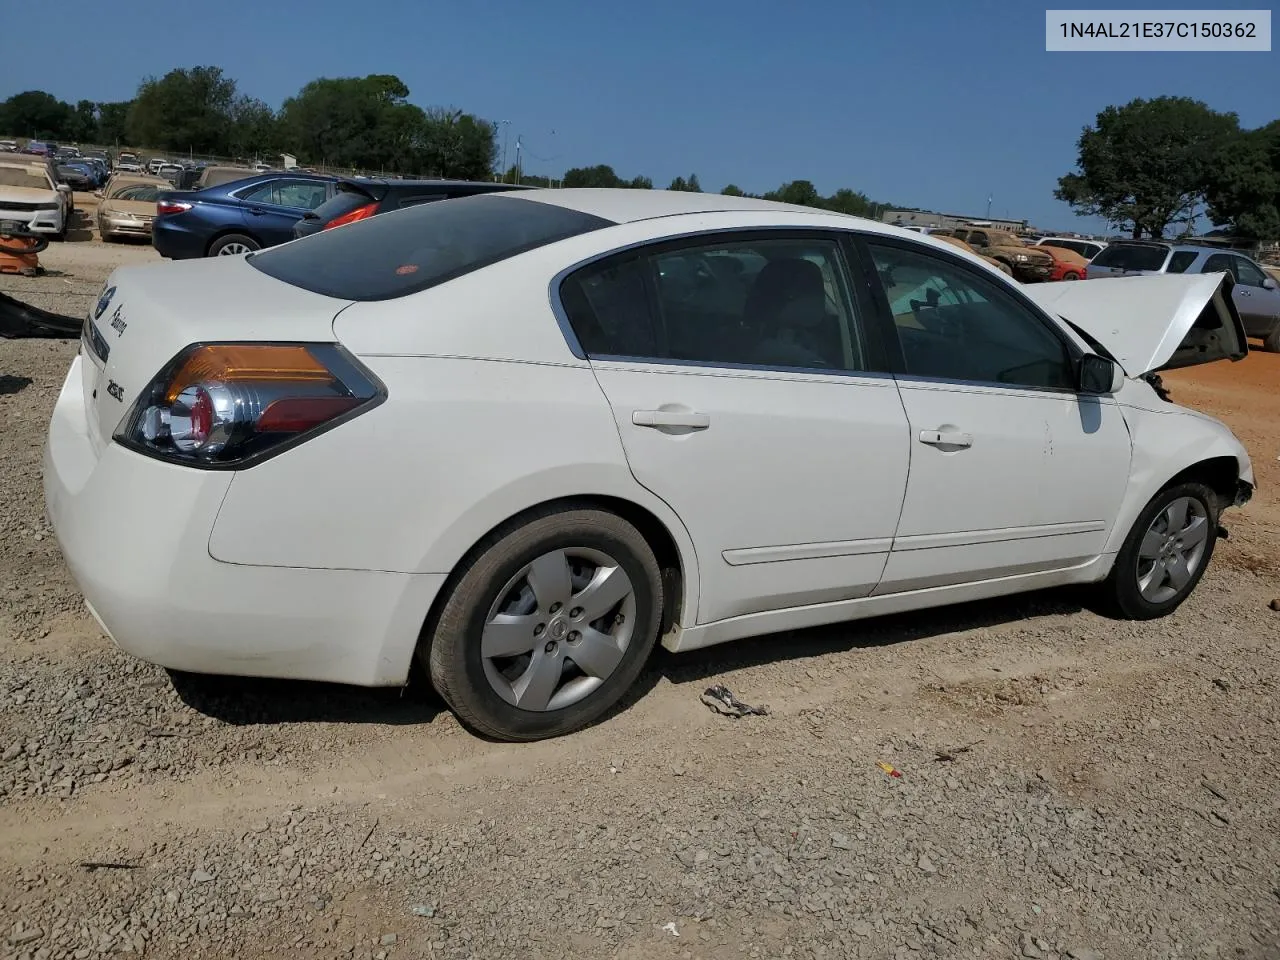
left=5, top=0, right=1277, bottom=233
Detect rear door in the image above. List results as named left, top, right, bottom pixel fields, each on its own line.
left=558, top=231, right=912, bottom=625
left=238, top=178, right=332, bottom=245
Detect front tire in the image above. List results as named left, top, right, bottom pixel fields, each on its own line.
left=424, top=506, right=663, bottom=742
left=1099, top=482, right=1219, bottom=620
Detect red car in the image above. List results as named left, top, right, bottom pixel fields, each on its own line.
left=1039, top=244, right=1089, bottom=281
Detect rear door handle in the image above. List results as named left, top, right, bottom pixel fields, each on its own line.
left=919, top=429, right=973, bottom=448
left=632, top=410, right=710, bottom=430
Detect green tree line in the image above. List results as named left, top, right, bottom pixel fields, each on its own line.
left=1057, top=95, right=1280, bottom=243
left=0, top=66, right=900, bottom=217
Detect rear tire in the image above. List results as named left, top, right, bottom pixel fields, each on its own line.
left=1264, top=322, right=1280, bottom=353
left=423, top=506, right=663, bottom=742
left=1062, top=271, right=1081, bottom=281
left=1098, top=482, right=1219, bottom=620
left=208, top=233, right=260, bottom=257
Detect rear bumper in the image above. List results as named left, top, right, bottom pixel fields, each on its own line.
left=43, top=353, right=443, bottom=686
left=151, top=218, right=210, bottom=259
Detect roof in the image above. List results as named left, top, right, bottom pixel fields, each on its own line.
left=338, top=177, right=532, bottom=190
left=515, top=187, right=845, bottom=224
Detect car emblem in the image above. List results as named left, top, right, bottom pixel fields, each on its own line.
left=105, top=380, right=124, bottom=402
left=94, top=286, right=116, bottom=320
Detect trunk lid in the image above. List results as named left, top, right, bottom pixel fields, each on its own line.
left=1022, top=271, right=1247, bottom=376
left=80, top=255, right=353, bottom=450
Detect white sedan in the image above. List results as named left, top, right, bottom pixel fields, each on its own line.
left=44, top=190, right=1254, bottom=741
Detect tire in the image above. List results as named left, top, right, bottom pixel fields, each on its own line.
left=424, top=506, right=663, bottom=741
left=1062, top=271, right=1081, bottom=281
left=207, top=233, right=260, bottom=257
left=1098, top=482, right=1219, bottom=620
left=1264, top=322, right=1280, bottom=353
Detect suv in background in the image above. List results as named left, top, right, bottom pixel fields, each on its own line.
left=293, top=178, right=532, bottom=239
left=950, top=227, right=1054, bottom=282
left=1034, top=236, right=1107, bottom=260
left=1088, top=240, right=1280, bottom=351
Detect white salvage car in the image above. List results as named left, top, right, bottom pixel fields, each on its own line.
left=0, top=159, right=70, bottom=238
left=44, top=190, right=1254, bottom=741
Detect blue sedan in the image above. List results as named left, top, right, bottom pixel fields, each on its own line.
left=152, top=173, right=336, bottom=258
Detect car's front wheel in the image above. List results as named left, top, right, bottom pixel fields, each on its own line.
left=424, top=506, right=663, bottom=741
left=1099, top=482, right=1219, bottom=619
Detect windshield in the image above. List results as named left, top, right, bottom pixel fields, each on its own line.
left=249, top=193, right=613, bottom=301
left=0, top=166, right=51, bottom=189
left=1091, top=243, right=1169, bottom=271
left=111, top=184, right=163, bottom=201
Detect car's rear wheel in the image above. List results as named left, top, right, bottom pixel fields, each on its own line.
left=424, top=506, right=663, bottom=741
left=1099, top=482, right=1219, bottom=619
left=208, top=233, right=259, bottom=257
left=1263, top=322, right=1280, bottom=353
left=1062, top=270, right=1081, bottom=281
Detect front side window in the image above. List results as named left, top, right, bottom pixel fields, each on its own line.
left=274, top=180, right=329, bottom=209
left=560, top=236, right=865, bottom=371
left=1202, top=253, right=1238, bottom=279
left=868, top=242, right=1074, bottom=390
left=1233, top=256, right=1268, bottom=287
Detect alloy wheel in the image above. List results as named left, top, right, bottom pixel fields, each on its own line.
left=1136, top=496, right=1210, bottom=603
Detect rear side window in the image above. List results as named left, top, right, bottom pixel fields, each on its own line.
left=249, top=193, right=613, bottom=301
left=1166, top=251, right=1199, bottom=274
left=1090, top=244, right=1169, bottom=271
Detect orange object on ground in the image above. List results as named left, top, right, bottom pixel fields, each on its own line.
left=0, top=232, right=45, bottom=277
left=877, top=761, right=903, bottom=779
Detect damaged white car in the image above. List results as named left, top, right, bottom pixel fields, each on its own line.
left=44, top=190, right=1253, bottom=741
left=0, top=160, right=69, bottom=239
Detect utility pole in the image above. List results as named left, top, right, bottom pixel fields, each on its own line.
left=986, top=193, right=993, bottom=218
left=514, top=136, right=522, bottom=185
left=499, top=121, right=511, bottom=181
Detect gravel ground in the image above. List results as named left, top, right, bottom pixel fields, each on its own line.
left=2, top=236, right=1279, bottom=960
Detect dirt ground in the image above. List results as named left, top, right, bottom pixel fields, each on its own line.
left=1, top=224, right=1278, bottom=960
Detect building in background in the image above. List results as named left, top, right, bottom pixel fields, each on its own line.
left=881, top=209, right=1029, bottom=233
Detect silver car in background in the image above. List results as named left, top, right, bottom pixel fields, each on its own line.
left=1087, top=241, right=1280, bottom=352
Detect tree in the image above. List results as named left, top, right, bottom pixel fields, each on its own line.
left=0, top=90, right=73, bottom=139
left=627, top=175, right=652, bottom=189
left=1055, top=97, right=1239, bottom=238
left=822, top=187, right=874, bottom=217
left=667, top=173, right=701, bottom=192
left=96, top=101, right=132, bottom=146
left=1204, top=121, right=1280, bottom=243
left=563, top=164, right=625, bottom=188
left=419, top=108, right=495, bottom=179
left=128, top=66, right=238, bottom=153
left=227, top=96, right=278, bottom=158
left=69, top=100, right=99, bottom=142
left=765, top=180, right=823, bottom=207
left=721, top=184, right=745, bottom=196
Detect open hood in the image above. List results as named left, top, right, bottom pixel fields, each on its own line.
left=1023, top=272, right=1248, bottom=376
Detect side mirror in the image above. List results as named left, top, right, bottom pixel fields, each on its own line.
left=1078, top=353, right=1123, bottom=394
left=1262, top=277, right=1277, bottom=290
left=56, top=183, right=71, bottom=193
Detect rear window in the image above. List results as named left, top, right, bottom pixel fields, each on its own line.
left=307, top=185, right=378, bottom=225
left=249, top=193, right=613, bottom=301
left=1090, top=243, right=1169, bottom=271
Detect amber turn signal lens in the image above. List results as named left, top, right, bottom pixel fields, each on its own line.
left=165, top=345, right=334, bottom=402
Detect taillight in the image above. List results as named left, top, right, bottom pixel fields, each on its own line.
left=323, top=201, right=379, bottom=230
left=156, top=200, right=192, bottom=216
left=114, top=342, right=383, bottom=468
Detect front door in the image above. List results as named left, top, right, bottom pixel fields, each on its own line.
left=1207, top=253, right=1280, bottom=339
left=556, top=232, right=912, bottom=624
left=860, top=239, right=1133, bottom=593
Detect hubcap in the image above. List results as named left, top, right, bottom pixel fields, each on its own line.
left=218, top=242, right=251, bottom=255
left=481, top=548, right=637, bottom=712
left=1136, top=496, right=1210, bottom=603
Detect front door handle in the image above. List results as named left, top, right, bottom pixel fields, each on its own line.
left=632, top=409, right=710, bottom=430
left=919, top=429, right=973, bottom=448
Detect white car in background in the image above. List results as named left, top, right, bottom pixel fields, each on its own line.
left=1034, top=236, right=1108, bottom=260
left=0, top=160, right=70, bottom=238
left=44, top=190, right=1253, bottom=741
